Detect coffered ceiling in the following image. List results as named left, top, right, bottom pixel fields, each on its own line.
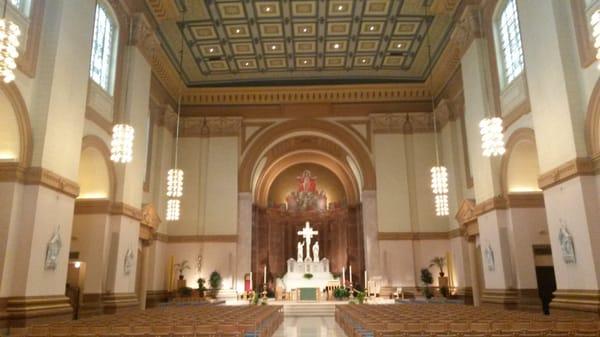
left=147, top=0, right=461, bottom=87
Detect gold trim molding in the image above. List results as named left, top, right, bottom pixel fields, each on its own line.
left=0, top=164, right=80, bottom=198
left=378, top=229, right=464, bottom=241
left=537, top=157, right=595, bottom=190
left=181, top=117, right=242, bottom=137
left=156, top=234, right=238, bottom=243
left=473, top=196, right=508, bottom=217
left=551, top=289, right=600, bottom=314
left=505, top=192, right=545, bottom=208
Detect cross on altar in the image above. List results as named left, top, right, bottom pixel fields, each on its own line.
left=298, top=221, right=318, bottom=262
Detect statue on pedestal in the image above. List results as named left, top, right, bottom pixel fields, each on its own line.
left=312, top=241, right=320, bottom=262
left=297, top=241, right=305, bottom=262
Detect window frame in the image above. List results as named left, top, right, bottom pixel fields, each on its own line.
left=89, top=1, right=119, bottom=95
left=8, top=0, right=31, bottom=17
left=492, top=0, right=525, bottom=90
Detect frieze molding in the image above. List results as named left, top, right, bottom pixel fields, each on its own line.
left=378, top=230, right=465, bottom=241
left=537, top=157, right=595, bottom=190
left=370, top=112, right=434, bottom=134
left=0, top=164, right=80, bottom=198
left=146, top=0, right=179, bottom=22
left=182, top=84, right=430, bottom=106
left=448, top=5, right=482, bottom=60
left=181, top=117, right=242, bottom=137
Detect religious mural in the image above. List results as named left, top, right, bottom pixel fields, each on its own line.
left=285, top=170, right=328, bottom=212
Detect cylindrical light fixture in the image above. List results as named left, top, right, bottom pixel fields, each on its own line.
left=479, top=117, right=506, bottom=157
left=166, top=199, right=180, bottom=221
left=110, top=124, right=134, bottom=163
left=434, top=194, right=449, bottom=217
left=167, top=168, right=184, bottom=197
left=430, top=166, right=448, bottom=195
left=0, top=15, right=20, bottom=83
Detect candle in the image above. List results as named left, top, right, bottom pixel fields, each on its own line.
left=364, top=270, right=367, bottom=284
left=349, top=265, right=353, bottom=283
left=250, top=271, right=253, bottom=290
left=263, top=265, right=267, bottom=284
left=342, top=267, right=345, bottom=286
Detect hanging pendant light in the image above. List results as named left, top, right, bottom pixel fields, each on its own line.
left=479, top=117, right=505, bottom=157
left=0, top=1, right=20, bottom=83
left=110, top=19, right=135, bottom=163
left=110, top=124, right=135, bottom=163
left=591, top=10, right=600, bottom=67
left=424, top=4, right=449, bottom=217
left=165, top=199, right=180, bottom=221
left=165, top=4, right=186, bottom=221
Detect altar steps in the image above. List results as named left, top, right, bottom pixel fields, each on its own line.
left=283, top=302, right=338, bottom=317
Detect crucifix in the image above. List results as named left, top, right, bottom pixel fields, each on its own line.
left=298, top=221, right=318, bottom=262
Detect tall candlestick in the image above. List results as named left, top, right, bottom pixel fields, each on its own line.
left=263, top=265, right=267, bottom=284
left=364, top=270, right=367, bottom=285
left=250, top=271, right=253, bottom=290
left=342, top=267, right=345, bottom=286
left=349, top=265, right=353, bottom=283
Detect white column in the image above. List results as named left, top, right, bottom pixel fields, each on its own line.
left=236, top=192, right=252, bottom=293
left=361, top=190, right=382, bottom=278
left=138, top=242, right=150, bottom=309
left=467, top=238, right=481, bottom=306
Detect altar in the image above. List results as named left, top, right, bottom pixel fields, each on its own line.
left=279, top=222, right=337, bottom=293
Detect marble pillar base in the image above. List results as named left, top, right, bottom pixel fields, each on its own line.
left=551, top=289, right=600, bottom=314
left=481, top=289, right=519, bottom=309
left=145, top=290, right=169, bottom=308
left=102, top=293, right=138, bottom=314
left=1, top=295, right=72, bottom=327
left=79, top=293, right=103, bottom=318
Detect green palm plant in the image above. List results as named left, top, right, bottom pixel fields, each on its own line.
left=174, top=260, right=191, bottom=280
left=429, top=257, right=446, bottom=277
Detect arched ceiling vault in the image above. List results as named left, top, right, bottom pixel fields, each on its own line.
left=240, top=119, right=376, bottom=193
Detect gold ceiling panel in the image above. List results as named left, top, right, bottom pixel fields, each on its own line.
left=151, top=0, right=460, bottom=86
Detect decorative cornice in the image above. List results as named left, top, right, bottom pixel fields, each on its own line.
left=181, top=117, right=243, bottom=137
left=370, top=113, right=434, bottom=134
left=110, top=202, right=143, bottom=221
left=131, top=13, right=162, bottom=77
left=0, top=164, right=80, bottom=198
left=159, top=235, right=239, bottom=243
left=505, top=192, right=545, bottom=208
left=474, top=196, right=508, bottom=217
left=140, top=203, right=161, bottom=241
left=378, top=230, right=464, bottom=241
left=182, top=84, right=430, bottom=106
left=447, top=5, right=482, bottom=61
left=74, top=199, right=112, bottom=214
left=455, top=198, right=477, bottom=226
left=146, top=0, right=179, bottom=21
left=537, top=157, right=595, bottom=190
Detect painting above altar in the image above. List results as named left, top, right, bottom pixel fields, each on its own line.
left=268, top=164, right=346, bottom=211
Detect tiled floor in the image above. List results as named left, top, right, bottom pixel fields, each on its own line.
left=272, top=316, right=347, bottom=337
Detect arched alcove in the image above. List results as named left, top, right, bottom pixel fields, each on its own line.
left=0, top=83, right=32, bottom=167
left=79, top=136, right=116, bottom=200
left=586, top=78, right=600, bottom=157
left=501, top=128, right=541, bottom=194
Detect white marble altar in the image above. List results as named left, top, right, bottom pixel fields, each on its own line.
left=282, top=258, right=335, bottom=290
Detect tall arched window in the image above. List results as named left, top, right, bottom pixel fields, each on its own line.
left=9, top=0, right=30, bottom=16
left=494, top=0, right=524, bottom=87
left=89, top=2, right=118, bottom=94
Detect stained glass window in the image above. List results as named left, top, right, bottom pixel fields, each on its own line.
left=9, top=0, right=30, bottom=17
left=89, top=3, right=118, bottom=94
left=496, top=0, right=524, bottom=86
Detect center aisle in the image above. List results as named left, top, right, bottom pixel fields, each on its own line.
left=272, top=317, right=347, bottom=337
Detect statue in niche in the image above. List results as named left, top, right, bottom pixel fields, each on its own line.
left=484, top=243, right=495, bottom=272
left=124, top=248, right=135, bottom=275
left=45, top=226, right=62, bottom=270
left=558, top=221, right=576, bottom=264
left=297, top=241, right=305, bottom=262
left=312, top=241, right=320, bottom=262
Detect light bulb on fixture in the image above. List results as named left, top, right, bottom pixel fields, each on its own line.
left=430, top=166, right=448, bottom=195
left=166, top=168, right=184, bottom=197
left=110, top=124, right=134, bottom=163
left=0, top=18, right=20, bottom=83
left=591, top=10, right=600, bottom=68
left=479, top=117, right=506, bottom=157
left=166, top=199, right=180, bottom=221
left=434, top=194, right=449, bottom=216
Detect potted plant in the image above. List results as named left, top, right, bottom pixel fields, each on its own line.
left=174, top=260, right=191, bottom=280
left=303, top=273, right=313, bottom=279
left=209, top=271, right=222, bottom=298
left=420, top=268, right=434, bottom=299
left=178, top=286, right=193, bottom=297
left=429, top=257, right=446, bottom=277
left=197, top=278, right=206, bottom=297
left=355, top=290, right=366, bottom=304
left=333, top=287, right=350, bottom=300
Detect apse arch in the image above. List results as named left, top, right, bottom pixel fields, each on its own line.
left=79, top=135, right=116, bottom=200
left=0, top=83, right=32, bottom=167
left=500, top=128, right=541, bottom=194
left=585, top=78, right=600, bottom=158
left=240, top=119, right=376, bottom=195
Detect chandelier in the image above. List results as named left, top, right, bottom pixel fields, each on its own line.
left=165, top=6, right=186, bottom=221
left=591, top=10, right=600, bottom=66
left=0, top=17, right=19, bottom=83
left=479, top=117, right=506, bottom=157
left=165, top=199, right=180, bottom=221
left=167, top=168, right=183, bottom=198
left=110, top=124, right=134, bottom=163
left=424, top=4, right=449, bottom=217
